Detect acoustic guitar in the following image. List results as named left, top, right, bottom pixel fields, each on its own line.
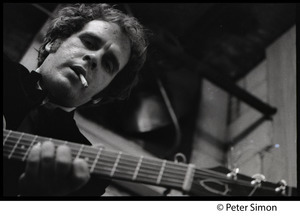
left=3, top=129, right=297, bottom=196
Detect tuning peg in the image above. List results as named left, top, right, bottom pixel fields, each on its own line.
left=275, top=179, right=287, bottom=195
left=174, top=153, right=187, bottom=164
left=251, top=173, right=266, bottom=186
left=226, top=168, right=239, bottom=180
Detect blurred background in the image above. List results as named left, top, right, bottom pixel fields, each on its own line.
left=3, top=3, right=296, bottom=196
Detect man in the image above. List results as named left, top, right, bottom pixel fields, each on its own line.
left=3, top=3, right=148, bottom=196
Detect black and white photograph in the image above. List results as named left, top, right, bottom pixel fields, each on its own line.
left=2, top=3, right=297, bottom=200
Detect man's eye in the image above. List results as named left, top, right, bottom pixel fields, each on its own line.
left=103, top=60, right=113, bottom=73
left=81, top=37, right=97, bottom=49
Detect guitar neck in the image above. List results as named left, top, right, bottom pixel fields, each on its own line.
left=3, top=129, right=194, bottom=192
left=3, top=129, right=297, bottom=196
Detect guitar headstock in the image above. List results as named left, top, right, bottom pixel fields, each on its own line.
left=188, top=166, right=298, bottom=196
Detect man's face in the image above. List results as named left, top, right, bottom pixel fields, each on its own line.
left=38, top=20, right=131, bottom=107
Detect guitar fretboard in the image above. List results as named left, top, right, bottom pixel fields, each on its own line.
left=3, top=129, right=195, bottom=192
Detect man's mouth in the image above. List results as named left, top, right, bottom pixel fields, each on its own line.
left=70, top=65, right=88, bottom=88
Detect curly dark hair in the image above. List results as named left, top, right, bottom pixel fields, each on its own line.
left=38, top=3, right=148, bottom=103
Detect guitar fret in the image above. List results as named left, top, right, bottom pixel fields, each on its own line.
left=90, top=147, right=103, bottom=173
left=8, top=132, right=24, bottom=159
left=110, top=151, right=122, bottom=177
left=182, top=164, right=195, bottom=192
left=134, top=158, right=163, bottom=182
left=156, top=160, right=167, bottom=184
left=22, top=135, right=38, bottom=161
left=132, top=155, right=143, bottom=181
left=75, top=145, right=84, bottom=159
left=3, top=130, right=12, bottom=145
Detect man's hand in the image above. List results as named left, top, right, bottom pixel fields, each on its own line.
left=19, top=141, right=90, bottom=196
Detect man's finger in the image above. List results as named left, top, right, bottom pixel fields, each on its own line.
left=24, top=142, right=41, bottom=179
left=40, top=141, right=55, bottom=187
left=55, top=145, right=72, bottom=178
left=19, top=142, right=42, bottom=195
left=70, top=158, right=90, bottom=191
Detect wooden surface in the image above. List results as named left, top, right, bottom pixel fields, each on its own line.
left=190, top=79, right=229, bottom=168
left=226, top=26, right=296, bottom=187
left=265, top=26, right=296, bottom=187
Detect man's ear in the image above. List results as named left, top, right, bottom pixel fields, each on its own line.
left=45, top=39, right=62, bottom=53
left=45, top=42, right=53, bottom=52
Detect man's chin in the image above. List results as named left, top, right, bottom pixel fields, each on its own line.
left=46, top=83, right=81, bottom=107
left=47, top=94, right=79, bottom=109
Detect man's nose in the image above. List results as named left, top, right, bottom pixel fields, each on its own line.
left=83, top=43, right=112, bottom=70
left=83, top=53, right=99, bottom=70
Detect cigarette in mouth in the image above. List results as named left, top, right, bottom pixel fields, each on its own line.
left=79, top=74, right=88, bottom=88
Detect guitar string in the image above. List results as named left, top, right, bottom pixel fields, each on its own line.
left=193, top=170, right=278, bottom=192
left=3, top=137, right=186, bottom=185
left=3, top=134, right=275, bottom=190
left=3, top=147, right=185, bottom=185
left=196, top=168, right=282, bottom=191
left=3, top=131, right=187, bottom=168
left=1, top=131, right=274, bottom=189
left=3, top=144, right=279, bottom=193
left=247, top=185, right=259, bottom=196
left=3, top=142, right=257, bottom=188
left=3, top=141, right=187, bottom=180
left=3, top=131, right=281, bottom=191
left=3, top=148, right=184, bottom=187
left=3, top=131, right=189, bottom=173
left=5, top=145, right=275, bottom=193
left=189, top=176, right=276, bottom=196
left=193, top=166, right=280, bottom=190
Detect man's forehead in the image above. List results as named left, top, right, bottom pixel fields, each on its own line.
left=82, top=20, right=123, bottom=40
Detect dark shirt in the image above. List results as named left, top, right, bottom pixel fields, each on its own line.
left=3, top=54, right=109, bottom=197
